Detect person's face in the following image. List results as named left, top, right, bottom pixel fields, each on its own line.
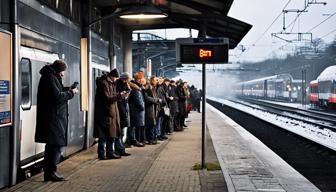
left=111, top=76, right=118, bottom=82
left=151, top=78, right=158, bottom=86
left=59, top=71, right=65, bottom=77
left=122, top=78, right=128, bottom=83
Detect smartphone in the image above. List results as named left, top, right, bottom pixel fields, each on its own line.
left=71, top=82, right=79, bottom=89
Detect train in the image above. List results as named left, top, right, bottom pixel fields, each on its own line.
left=235, top=73, right=304, bottom=102
left=309, top=65, right=336, bottom=107
left=0, top=0, right=118, bottom=188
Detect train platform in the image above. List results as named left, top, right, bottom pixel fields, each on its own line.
left=0, top=111, right=226, bottom=192
left=207, top=104, right=320, bottom=192
left=1, top=106, right=321, bottom=192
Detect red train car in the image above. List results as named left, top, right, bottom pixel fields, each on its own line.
left=309, top=80, right=318, bottom=106
left=309, top=65, right=336, bottom=108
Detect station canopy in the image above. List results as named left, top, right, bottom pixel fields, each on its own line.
left=94, top=0, right=252, bottom=49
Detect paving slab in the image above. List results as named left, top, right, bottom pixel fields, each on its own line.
left=1, top=112, right=227, bottom=192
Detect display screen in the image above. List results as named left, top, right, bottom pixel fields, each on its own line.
left=180, top=44, right=228, bottom=63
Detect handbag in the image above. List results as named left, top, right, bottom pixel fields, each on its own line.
left=164, top=106, right=170, bottom=116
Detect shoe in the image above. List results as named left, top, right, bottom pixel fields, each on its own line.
left=161, top=136, right=168, bottom=140
left=98, top=156, right=106, bottom=160
left=117, top=151, right=131, bottom=156
left=183, top=124, right=188, bottom=128
left=106, top=153, right=121, bottom=159
left=143, top=140, right=150, bottom=144
left=44, top=172, right=65, bottom=182
left=157, top=136, right=164, bottom=141
left=133, top=141, right=145, bottom=147
left=124, top=143, right=132, bottom=148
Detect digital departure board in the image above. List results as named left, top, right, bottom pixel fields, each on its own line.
left=176, top=38, right=229, bottom=64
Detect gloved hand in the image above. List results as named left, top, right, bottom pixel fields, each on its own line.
left=71, top=87, right=79, bottom=94
left=121, top=91, right=130, bottom=98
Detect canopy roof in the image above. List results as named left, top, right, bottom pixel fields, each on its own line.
left=94, top=0, right=252, bottom=49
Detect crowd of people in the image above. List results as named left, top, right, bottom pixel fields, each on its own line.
left=93, top=68, right=202, bottom=160
left=34, top=60, right=201, bottom=182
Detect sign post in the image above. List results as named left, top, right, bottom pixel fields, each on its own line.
left=176, top=38, right=229, bottom=169
left=201, top=63, right=206, bottom=168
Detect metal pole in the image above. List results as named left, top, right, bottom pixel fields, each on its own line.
left=10, top=0, right=20, bottom=186
left=202, top=63, right=206, bottom=169
left=302, top=69, right=304, bottom=106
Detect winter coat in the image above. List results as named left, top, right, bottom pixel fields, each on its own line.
left=129, top=80, right=145, bottom=127
left=176, top=85, right=188, bottom=118
left=35, top=65, right=74, bottom=146
left=116, top=79, right=130, bottom=128
left=144, top=84, right=160, bottom=126
left=156, top=84, right=167, bottom=117
left=169, top=85, right=179, bottom=117
left=93, top=74, right=122, bottom=138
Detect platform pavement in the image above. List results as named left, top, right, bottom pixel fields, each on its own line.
left=207, top=104, right=321, bottom=192
left=1, top=112, right=226, bottom=192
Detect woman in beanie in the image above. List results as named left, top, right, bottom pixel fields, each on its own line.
left=35, top=60, right=78, bottom=182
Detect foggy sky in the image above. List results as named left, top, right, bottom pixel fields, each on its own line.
left=229, top=0, right=336, bottom=63
left=136, top=0, right=336, bottom=63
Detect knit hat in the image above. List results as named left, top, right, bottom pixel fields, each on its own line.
left=109, top=68, right=119, bottom=77
left=120, top=72, right=130, bottom=80
left=52, top=60, right=67, bottom=73
left=134, top=72, right=145, bottom=80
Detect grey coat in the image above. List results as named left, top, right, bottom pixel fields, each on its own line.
left=144, top=85, right=160, bottom=126
left=129, top=81, right=145, bottom=127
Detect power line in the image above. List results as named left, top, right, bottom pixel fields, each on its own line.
left=237, top=0, right=292, bottom=61
left=307, top=11, right=336, bottom=32
left=321, top=28, right=336, bottom=38
left=252, top=0, right=292, bottom=46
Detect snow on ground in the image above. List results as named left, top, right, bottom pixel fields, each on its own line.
left=208, top=96, right=336, bottom=151
left=258, top=99, right=310, bottom=109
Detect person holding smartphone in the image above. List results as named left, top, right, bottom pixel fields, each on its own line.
left=35, top=60, right=78, bottom=182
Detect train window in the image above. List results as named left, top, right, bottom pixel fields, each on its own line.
left=21, top=58, right=32, bottom=110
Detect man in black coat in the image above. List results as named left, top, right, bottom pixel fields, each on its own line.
left=35, top=60, right=78, bottom=182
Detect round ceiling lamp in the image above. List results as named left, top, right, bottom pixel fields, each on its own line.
left=118, top=4, right=168, bottom=19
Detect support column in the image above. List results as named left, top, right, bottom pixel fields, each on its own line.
left=108, top=19, right=117, bottom=69
left=122, top=27, right=132, bottom=74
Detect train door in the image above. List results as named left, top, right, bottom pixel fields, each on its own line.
left=19, top=47, right=59, bottom=166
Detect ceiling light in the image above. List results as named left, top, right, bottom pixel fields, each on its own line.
left=118, top=4, right=168, bottom=20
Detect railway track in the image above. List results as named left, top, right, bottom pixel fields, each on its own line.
left=236, top=98, right=336, bottom=130
left=207, top=99, right=336, bottom=192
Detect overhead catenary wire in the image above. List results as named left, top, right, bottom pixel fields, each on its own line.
left=307, top=11, right=336, bottom=32
left=236, top=0, right=292, bottom=61
left=321, top=28, right=336, bottom=38
left=252, top=0, right=292, bottom=46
